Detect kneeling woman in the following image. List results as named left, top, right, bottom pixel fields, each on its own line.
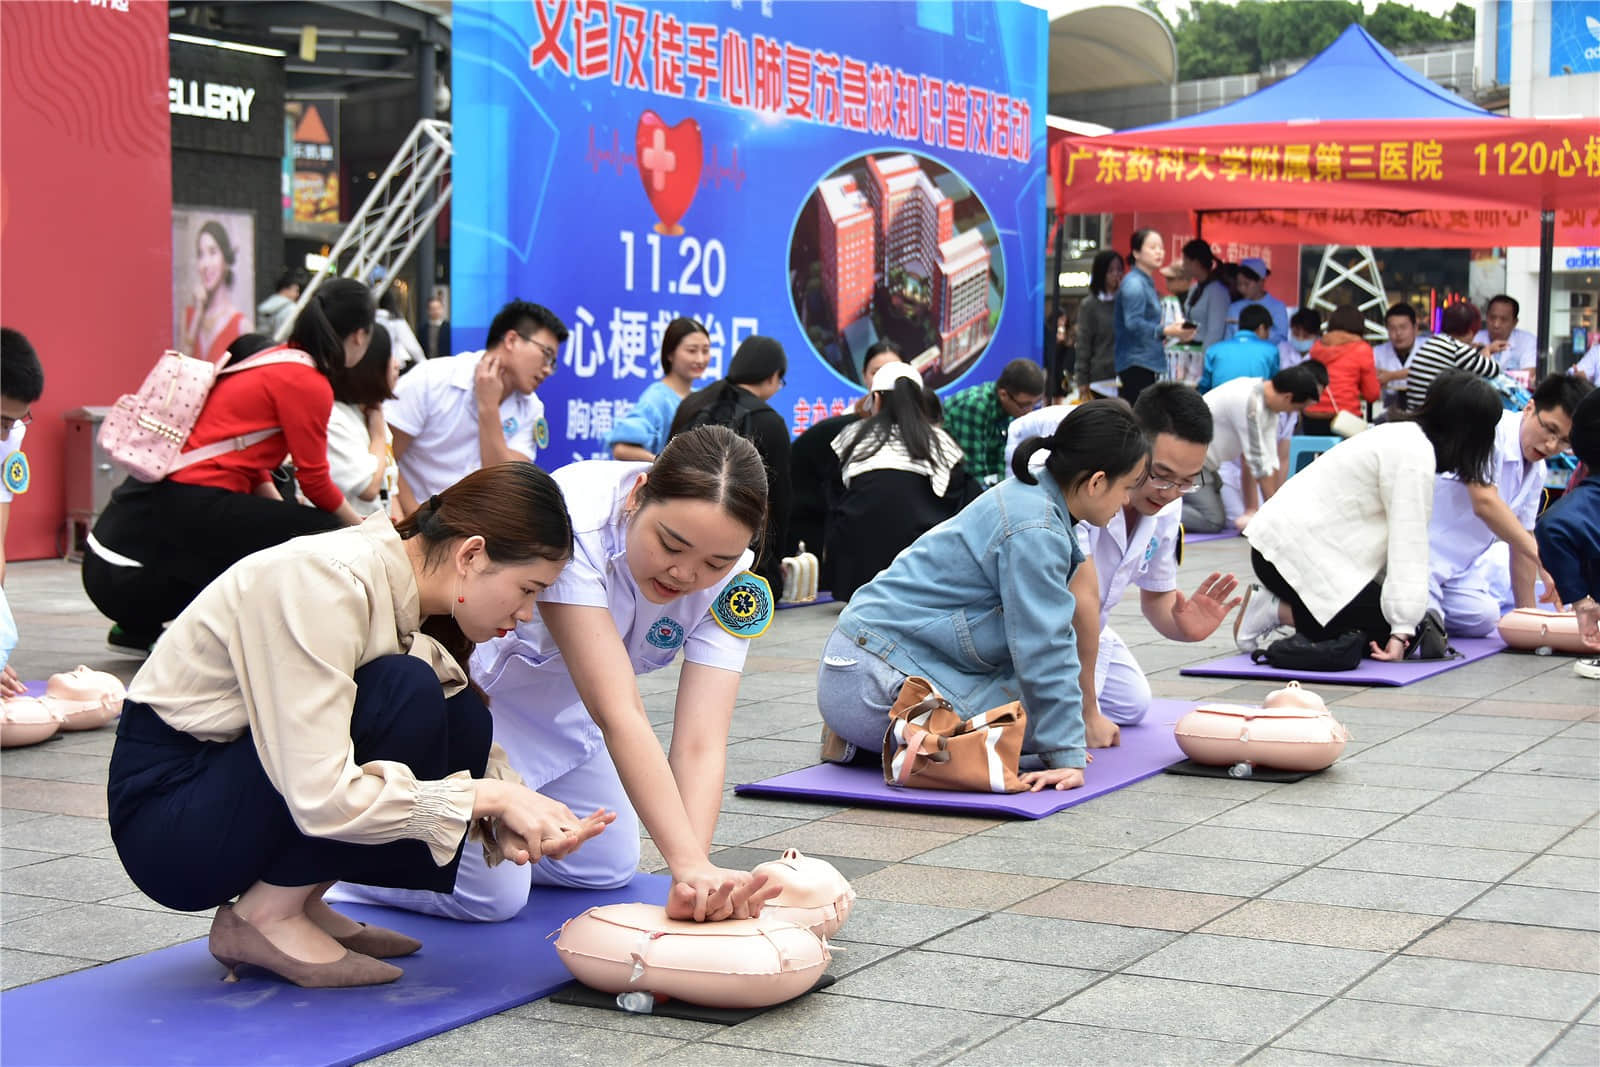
left=108, top=465, right=612, bottom=987
left=336, top=426, right=779, bottom=922
left=817, top=401, right=1151, bottom=789
left=1235, top=371, right=1503, bottom=660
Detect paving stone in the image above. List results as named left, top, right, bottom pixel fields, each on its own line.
left=1122, top=772, right=1285, bottom=800
left=1348, top=739, right=1513, bottom=771
left=821, top=807, right=1003, bottom=835
left=817, top=939, right=896, bottom=979
left=0, top=902, right=210, bottom=962
left=1041, top=973, right=1324, bottom=1044
left=1405, top=919, right=1600, bottom=973
left=922, top=912, right=1178, bottom=971
left=1265, top=868, right=1489, bottom=916
left=823, top=898, right=983, bottom=948
left=717, top=794, right=846, bottom=820
left=0, top=855, right=138, bottom=903
left=1077, top=849, right=1300, bottom=897
left=1261, top=781, right=1442, bottom=814
left=0, top=747, right=110, bottom=786
left=1126, top=931, right=1387, bottom=995
left=724, top=737, right=826, bottom=767
left=704, top=989, right=1011, bottom=1066
left=1449, top=699, right=1598, bottom=722
left=1457, top=771, right=1600, bottom=801
left=850, top=864, right=1059, bottom=911
left=365, top=1014, right=683, bottom=1066
left=1247, top=1048, right=1410, bottom=1067
left=650, top=1045, right=848, bottom=1067
left=708, top=847, right=885, bottom=883
left=1537, top=1025, right=1600, bottom=1065
left=0, top=847, right=53, bottom=871
left=1146, top=824, right=1358, bottom=866
left=946, top=1018, right=1251, bottom=1067
left=1009, top=881, right=1245, bottom=932
left=0, top=776, right=108, bottom=818
left=746, top=821, right=961, bottom=863
left=1507, top=854, right=1599, bottom=892
left=1550, top=826, right=1599, bottom=859
left=1320, top=839, right=1533, bottom=882
left=0, top=893, right=74, bottom=925
left=1318, top=760, right=1481, bottom=791
left=1206, top=802, right=1399, bottom=837
left=706, top=812, right=813, bottom=848
left=828, top=948, right=1099, bottom=1017
left=0, top=812, right=111, bottom=856
left=1199, top=899, right=1439, bottom=952
left=0, top=947, right=97, bottom=990
left=510, top=996, right=720, bottom=1041
left=1372, top=814, right=1572, bottom=852
left=981, top=810, right=1189, bottom=850
left=1432, top=715, right=1573, bottom=737
left=1344, top=955, right=1598, bottom=1021
left=1459, top=885, right=1600, bottom=931
left=1056, top=789, right=1242, bottom=823
left=1274, top=998, right=1565, bottom=1065
left=904, top=835, right=1127, bottom=880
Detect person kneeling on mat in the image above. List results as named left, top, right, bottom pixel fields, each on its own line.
left=1535, top=388, right=1600, bottom=677
left=817, top=401, right=1152, bottom=790
left=1234, top=372, right=1504, bottom=661
left=1068, top=384, right=1243, bottom=744
left=1427, top=373, right=1590, bottom=635
left=106, top=464, right=613, bottom=988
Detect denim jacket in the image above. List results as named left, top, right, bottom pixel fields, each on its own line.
left=1114, top=266, right=1166, bottom=374
left=835, top=469, right=1088, bottom=768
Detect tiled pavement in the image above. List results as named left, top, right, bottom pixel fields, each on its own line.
left=2, top=535, right=1596, bottom=1066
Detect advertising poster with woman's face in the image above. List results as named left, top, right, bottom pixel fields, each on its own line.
left=172, top=206, right=254, bottom=363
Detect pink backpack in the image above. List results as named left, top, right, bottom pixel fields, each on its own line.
left=99, top=348, right=316, bottom=482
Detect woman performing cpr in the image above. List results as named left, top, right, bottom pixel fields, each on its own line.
left=336, top=426, right=780, bottom=921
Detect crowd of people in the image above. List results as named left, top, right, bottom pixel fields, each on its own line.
left=0, top=243, right=1595, bottom=994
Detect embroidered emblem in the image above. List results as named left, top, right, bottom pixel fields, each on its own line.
left=1143, top=534, right=1159, bottom=565
left=711, top=571, right=773, bottom=639
left=646, top=616, right=686, bottom=651
left=502, top=416, right=519, bottom=438
left=533, top=416, right=550, bottom=449
left=2, top=451, right=29, bottom=495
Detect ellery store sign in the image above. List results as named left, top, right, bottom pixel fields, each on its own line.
left=168, top=78, right=256, bottom=123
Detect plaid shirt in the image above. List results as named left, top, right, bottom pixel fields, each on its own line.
left=943, top=382, right=1012, bottom=483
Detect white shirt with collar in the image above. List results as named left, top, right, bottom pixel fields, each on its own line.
left=1574, top=343, right=1600, bottom=381
left=1073, top=497, right=1181, bottom=630
left=1428, top=408, right=1546, bottom=581
left=1472, top=327, right=1538, bottom=372
left=0, top=423, right=26, bottom=504
left=469, top=460, right=754, bottom=788
left=1203, top=376, right=1279, bottom=479
left=385, top=350, right=544, bottom=501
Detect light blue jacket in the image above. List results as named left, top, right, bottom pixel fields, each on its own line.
left=1113, top=266, right=1166, bottom=375
left=835, top=469, right=1088, bottom=769
left=604, top=380, right=683, bottom=455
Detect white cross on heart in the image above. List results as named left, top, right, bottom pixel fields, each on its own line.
left=640, top=128, right=676, bottom=192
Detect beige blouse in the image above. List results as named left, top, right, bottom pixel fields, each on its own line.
left=127, top=513, right=518, bottom=866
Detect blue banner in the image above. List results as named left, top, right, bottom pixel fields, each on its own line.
left=1549, top=0, right=1600, bottom=78
left=452, top=0, right=1047, bottom=463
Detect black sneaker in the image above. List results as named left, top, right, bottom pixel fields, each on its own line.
left=1407, top=610, right=1453, bottom=661
left=106, top=626, right=155, bottom=659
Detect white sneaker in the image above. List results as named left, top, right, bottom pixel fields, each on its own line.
left=1575, top=658, right=1600, bottom=680
left=1234, top=584, right=1284, bottom=653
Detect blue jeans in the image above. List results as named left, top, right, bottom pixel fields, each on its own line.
left=816, top=627, right=910, bottom=754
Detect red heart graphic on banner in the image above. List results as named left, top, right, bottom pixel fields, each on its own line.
left=635, top=111, right=702, bottom=236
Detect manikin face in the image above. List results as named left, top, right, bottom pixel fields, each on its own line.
left=668, top=331, right=712, bottom=382
left=625, top=481, right=757, bottom=604
left=1073, top=465, right=1148, bottom=528
left=503, top=327, right=560, bottom=394
left=455, top=544, right=566, bottom=643
left=1485, top=301, right=1517, bottom=342
left=1132, top=433, right=1207, bottom=516
left=1385, top=314, right=1417, bottom=353
left=1520, top=401, right=1573, bottom=463
left=196, top=231, right=227, bottom=294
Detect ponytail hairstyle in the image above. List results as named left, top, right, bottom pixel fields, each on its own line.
left=287, top=277, right=376, bottom=381
left=660, top=316, right=710, bottom=377
left=395, top=462, right=575, bottom=695
left=635, top=424, right=769, bottom=552
left=837, top=376, right=949, bottom=468
left=1011, top=398, right=1149, bottom=490
left=1401, top=370, right=1502, bottom=485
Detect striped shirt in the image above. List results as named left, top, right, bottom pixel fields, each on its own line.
left=1401, top=334, right=1499, bottom=411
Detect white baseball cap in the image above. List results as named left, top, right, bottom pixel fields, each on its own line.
left=869, top=361, right=922, bottom=393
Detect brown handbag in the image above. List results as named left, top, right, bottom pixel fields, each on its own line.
left=881, top=676, right=1028, bottom=793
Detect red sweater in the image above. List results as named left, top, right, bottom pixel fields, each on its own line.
left=168, top=355, right=343, bottom=512
left=1306, top=332, right=1380, bottom=418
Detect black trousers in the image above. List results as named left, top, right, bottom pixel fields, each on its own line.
left=83, top=478, right=341, bottom=643
left=1299, top=415, right=1335, bottom=437
left=1251, top=548, right=1391, bottom=646
left=107, top=655, right=492, bottom=913
left=1119, top=366, right=1159, bottom=405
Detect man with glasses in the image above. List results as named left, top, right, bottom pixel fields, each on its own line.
left=1426, top=373, right=1593, bottom=636
left=386, top=300, right=567, bottom=514
left=942, top=358, right=1045, bottom=486
left=1064, top=383, right=1243, bottom=740
left=1183, top=364, right=1327, bottom=535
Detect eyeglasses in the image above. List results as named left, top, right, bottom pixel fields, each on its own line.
left=1147, top=468, right=1206, bottom=494
left=1535, top=412, right=1572, bottom=450
left=0, top=413, right=32, bottom=434
left=519, top=332, right=558, bottom=369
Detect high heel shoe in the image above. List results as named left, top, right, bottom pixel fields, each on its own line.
left=332, top=922, right=422, bottom=959
left=208, top=906, right=403, bottom=988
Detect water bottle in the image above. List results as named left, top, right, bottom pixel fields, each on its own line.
left=1228, top=761, right=1254, bottom=779
left=616, top=991, right=656, bottom=1014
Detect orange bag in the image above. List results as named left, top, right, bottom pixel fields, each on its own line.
left=881, top=676, right=1027, bottom=793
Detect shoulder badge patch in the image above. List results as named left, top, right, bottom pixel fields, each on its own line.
left=711, top=571, right=773, bottom=639
left=2, top=450, right=29, bottom=495
left=646, top=616, right=686, bottom=651
left=533, top=415, right=550, bottom=449
left=1175, top=524, right=1185, bottom=567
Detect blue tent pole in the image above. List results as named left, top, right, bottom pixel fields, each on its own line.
left=1536, top=210, right=1554, bottom=376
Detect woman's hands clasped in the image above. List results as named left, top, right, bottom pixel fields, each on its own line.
left=474, top=779, right=615, bottom=865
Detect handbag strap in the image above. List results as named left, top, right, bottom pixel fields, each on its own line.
left=894, top=723, right=930, bottom=786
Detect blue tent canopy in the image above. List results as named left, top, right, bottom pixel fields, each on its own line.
left=1133, top=23, right=1492, bottom=131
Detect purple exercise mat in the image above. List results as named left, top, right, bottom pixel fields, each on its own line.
left=0, top=873, right=672, bottom=1067
left=1179, top=635, right=1507, bottom=686
left=734, top=699, right=1190, bottom=818
left=776, top=591, right=835, bottom=611
left=1184, top=529, right=1240, bottom=544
